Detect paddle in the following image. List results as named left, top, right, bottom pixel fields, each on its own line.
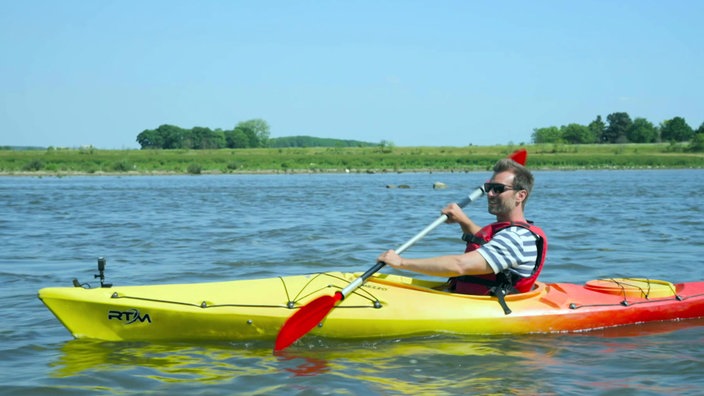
left=274, top=149, right=528, bottom=351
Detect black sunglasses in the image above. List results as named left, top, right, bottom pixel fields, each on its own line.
left=483, top=182, right=514, bottom=194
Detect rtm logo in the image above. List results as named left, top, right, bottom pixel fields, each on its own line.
left=108, top=309, right=152, bottom=324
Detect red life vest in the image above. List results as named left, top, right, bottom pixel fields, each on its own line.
left=450, top=221, right=548, bottom=296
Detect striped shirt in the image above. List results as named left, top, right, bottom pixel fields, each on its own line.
left=476, top=226, right=539, bottom=278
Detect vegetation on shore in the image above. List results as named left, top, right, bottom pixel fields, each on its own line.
left=1, top=143, right=703, bottom=176
left=31, top=113, right=690, bottom=176
left=533, top=113, right=703, bottom=145
left=135, top=113, right=704, bottom=151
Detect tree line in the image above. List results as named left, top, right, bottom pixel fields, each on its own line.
left=135, top=114, right=704, bottom=151
left=532, top=113, right=704, bottom=148
left=136, top=119, right=378, bottom=149
left=136, top=119, right=272, bottom=149
left=268, top=136, right=376, bottom=148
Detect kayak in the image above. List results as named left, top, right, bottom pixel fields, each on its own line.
left=38, top=271, right=704, bottom=342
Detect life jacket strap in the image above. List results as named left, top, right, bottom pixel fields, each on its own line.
left=461, top=233, right=487, bottom=245
left=452, top=273, right=516, bottom=315
left=489, top=285, right=513, bottom=315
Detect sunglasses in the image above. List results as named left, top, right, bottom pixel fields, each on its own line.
left=483, top=182, right=515, bottom=194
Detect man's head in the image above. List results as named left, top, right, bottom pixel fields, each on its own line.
left=493, top=158, right=534, bottom=201
left=484, top=158, right=534, bottom=217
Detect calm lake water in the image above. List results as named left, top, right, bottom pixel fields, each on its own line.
left=2, top=169, right=703, bottom=395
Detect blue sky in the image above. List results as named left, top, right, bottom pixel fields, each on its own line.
left=2, top=1, right=702, bottom=149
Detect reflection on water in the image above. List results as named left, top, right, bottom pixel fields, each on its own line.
left=52, top=336, right=548, bottom=394
left=53, top=340, right=271, bottom=379
left=50, top=317, right=704, bottom=394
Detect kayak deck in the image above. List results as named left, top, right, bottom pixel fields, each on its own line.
left=38, top=272, right=704, bottom=342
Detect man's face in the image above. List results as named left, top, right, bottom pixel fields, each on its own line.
left=486, top=171, right=519, bottom=216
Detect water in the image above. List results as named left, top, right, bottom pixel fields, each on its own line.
left=2, top=169, right=703, bottom=395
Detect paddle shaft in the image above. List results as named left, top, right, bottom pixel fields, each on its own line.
left=274, top=149, right=527, bottom=351
left=338, top=185, right=486, bottom=299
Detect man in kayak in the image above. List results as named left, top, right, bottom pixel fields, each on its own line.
left=378, top=158, right=547, bottom=301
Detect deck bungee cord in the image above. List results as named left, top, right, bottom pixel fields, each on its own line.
left=76, top=267, right=385, bottom=310
left=281, top=272, right=383, bottom=309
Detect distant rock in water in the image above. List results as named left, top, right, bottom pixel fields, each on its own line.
left=386, top=184, right=411, bottom=189
left=433, top=182, right=447, bottom=189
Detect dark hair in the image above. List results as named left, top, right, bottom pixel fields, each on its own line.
left=493, top=158, right=534, bottom=204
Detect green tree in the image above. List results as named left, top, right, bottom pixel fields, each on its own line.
left=531, top=126, right=562, bottom=144
left=378, top=140, right=395, bottom=153
left=627, top=117, right=659, bottom=143
left=588, top=116, right=606, bottom=143
left=561, top=123, right=593, bottom=144
left=603, top=112, right=632, bottom=143
left=660, top=117, right=694, bottom=142
left=188, top=127, right=225, bottom=149
left=161, top=124, right=188, bottom=149
left=136, top=124, right=187, bottom=149
left=696, top=122, right=704, bottom=135
left=225, top=129, right=249, bottom=148
left=689, top=133, right=704, bottom=152
left=136, top=128, right=165, bottom=149
left=234, top=119, right=270, bottom=148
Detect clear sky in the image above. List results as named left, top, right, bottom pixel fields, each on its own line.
left=2, top=1, right=702, bottom=149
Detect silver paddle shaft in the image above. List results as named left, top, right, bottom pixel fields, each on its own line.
left=339, top=185, right=486, bottom=298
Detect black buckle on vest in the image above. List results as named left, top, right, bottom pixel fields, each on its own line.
left=489, top=286, right=513, bottom=315
left=461, top=233, right=487, bottom=245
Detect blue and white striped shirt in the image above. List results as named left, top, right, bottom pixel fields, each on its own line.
left=477, top=226, right=539, bottom=277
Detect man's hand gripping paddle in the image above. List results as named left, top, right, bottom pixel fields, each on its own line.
left=274, top=149, right=528, bottom=351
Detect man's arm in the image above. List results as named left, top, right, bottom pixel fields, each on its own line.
left=377, top=249, right=494, bottom=278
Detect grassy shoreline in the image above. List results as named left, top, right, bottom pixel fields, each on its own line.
left=1, top=144, right=703, bottom=176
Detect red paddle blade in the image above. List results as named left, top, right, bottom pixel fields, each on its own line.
left=274, top=292, right=343, bottom=351
left=509, top=148, right=527, bottom=165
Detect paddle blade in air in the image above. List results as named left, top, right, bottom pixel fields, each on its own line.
left=274, top=292, right=343, bottom=351
left=509, top=148, right=527, bottom=165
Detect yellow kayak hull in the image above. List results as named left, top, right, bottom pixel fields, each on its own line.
left=38, top=272, right=704, bottom=342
